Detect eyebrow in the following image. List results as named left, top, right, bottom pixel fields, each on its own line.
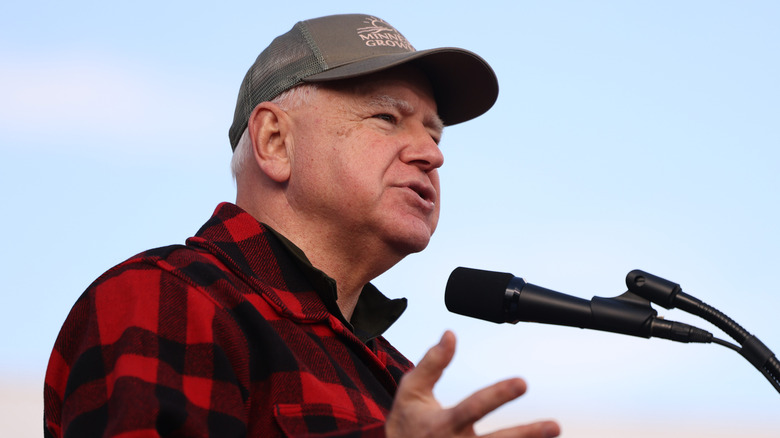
left=368, top=94, right=445, bottom=134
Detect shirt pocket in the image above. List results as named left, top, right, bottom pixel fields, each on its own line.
left=273, top=402, right=385, bottom=437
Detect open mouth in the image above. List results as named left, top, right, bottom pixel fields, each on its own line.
left=405, top=181, right=436, bottom=204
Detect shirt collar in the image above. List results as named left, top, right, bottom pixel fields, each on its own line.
left=189, top=202, right=406, bottom=343
left=264, top=225, right=407, bottom=343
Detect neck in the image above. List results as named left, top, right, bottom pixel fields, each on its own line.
left=274, top=223, right=403, bottom=320
left=236, top=194, right=403, bottom=320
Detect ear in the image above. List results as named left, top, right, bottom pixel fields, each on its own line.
left=247, top=102, right=292, bottom=183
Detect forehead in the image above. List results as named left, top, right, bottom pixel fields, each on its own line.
left=321, top=66, right=437, bottom=109
left=318, top=66, right=443, bottom=129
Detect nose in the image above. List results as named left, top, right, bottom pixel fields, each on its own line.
left=400, top=126, right=445, bottom=172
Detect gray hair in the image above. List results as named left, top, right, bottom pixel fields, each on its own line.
left=230, top=84, right=319, bottom=180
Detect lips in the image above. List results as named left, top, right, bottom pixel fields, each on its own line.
left=400, top=180, right=437, bottom=206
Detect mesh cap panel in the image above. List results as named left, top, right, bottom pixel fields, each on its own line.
left=229, top=23, right=327, bottom=148
left=228, top=14, right=499, bottom=151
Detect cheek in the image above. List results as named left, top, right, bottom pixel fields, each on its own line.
left=345, top=138, right=397, bottom=182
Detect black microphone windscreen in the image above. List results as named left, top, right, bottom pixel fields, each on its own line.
left=445, top=267, right=514, bottom=323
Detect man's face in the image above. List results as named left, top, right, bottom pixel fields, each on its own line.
left=285, top=66, right=444, bottom=258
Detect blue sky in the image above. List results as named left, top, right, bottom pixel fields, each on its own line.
left=2, top=1, right=779, bottom=436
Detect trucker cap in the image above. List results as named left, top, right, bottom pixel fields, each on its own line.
left=229, top=14, right=499, bottom=150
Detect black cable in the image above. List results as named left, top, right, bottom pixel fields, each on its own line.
left=671, top=297, right=780, bottom=393
left=711, top=336, right=740, bottom=352
left=626, top=270, right=780, bottom=394
left=709, top=336, right=780, bottom=393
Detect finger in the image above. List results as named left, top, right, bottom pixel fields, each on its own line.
left=401, top=331, right=457, bottom=395
left=482, top=420, right=561, bottom=438
left=447, top=377, right=528, bottom=430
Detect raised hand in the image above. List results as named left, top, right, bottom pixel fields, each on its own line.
left=385, top=331, right=560, bottom=438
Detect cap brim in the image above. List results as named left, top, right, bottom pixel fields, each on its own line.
left=303, top=48, right=498, bottom=126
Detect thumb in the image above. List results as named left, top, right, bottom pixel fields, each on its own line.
left=402, top=331, right=457, bottom=394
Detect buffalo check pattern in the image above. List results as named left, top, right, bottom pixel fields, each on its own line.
left=44, top=202, right=413, bottom=437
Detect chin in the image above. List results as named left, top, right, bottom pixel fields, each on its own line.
left=376, top=209, right=438, bottom=255
left=394, top=238, right=430, bottom=255
left=386, top=224, right=435, bottom=255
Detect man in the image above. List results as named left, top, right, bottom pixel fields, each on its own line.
left=44, top=14, right=560, bottom=438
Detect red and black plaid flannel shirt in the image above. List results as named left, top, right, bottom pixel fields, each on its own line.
left=44, top=202, right=413, bottom=437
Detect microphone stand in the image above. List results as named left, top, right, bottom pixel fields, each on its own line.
left=626, top=270, right=780, bottom=394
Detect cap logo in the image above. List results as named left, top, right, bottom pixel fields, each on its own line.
left=356, top=16, right=415, bottom=51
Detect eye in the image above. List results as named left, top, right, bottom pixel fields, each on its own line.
left=372, top=113, right=397, bottom=124
left=428, top=128, right=442, bottom=146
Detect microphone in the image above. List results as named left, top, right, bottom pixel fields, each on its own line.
left=445, top=267, right=713, bottom=343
